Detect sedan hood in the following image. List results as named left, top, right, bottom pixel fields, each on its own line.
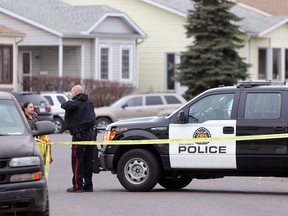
left=0, top=135, right=36, bottom=158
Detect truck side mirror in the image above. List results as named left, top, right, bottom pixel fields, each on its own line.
left=177, top=110, right=186, bottom=124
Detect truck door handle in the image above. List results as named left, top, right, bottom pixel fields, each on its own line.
left=223, top=126, right=234, bottom=134
left=274, top=126, right=285, bottom=131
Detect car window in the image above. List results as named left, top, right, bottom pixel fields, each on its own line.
left=146, top=96, right=163, bottom=105
left=44, top=96, right=53, bottom=105
left=57, top=95, right=67, bottom=104
left=22, top=95, right=49, bottom=106
left=164, top=95, right=181, bottom=104
left=126, top=97, right=142, bottom=107
left=0, top=100, right=25, bottom=135
left=188, top=94, right=235, bottom=123
left=244, top=93, right=281, bottom=119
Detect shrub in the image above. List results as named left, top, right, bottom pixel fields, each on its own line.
left=23, top=76, right=135, bottom=107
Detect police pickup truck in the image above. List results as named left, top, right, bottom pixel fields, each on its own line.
left=99, top=81, right=288, bottom=192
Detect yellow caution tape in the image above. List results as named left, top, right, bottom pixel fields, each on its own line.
left=35, top=138, right=52, bottom=179
left=49, top=133, right=288, bottom=146
left=39, top=133, right=288, bottom=179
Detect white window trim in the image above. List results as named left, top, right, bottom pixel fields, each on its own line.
left=119, top=45, right=133, bottom=82
left=98, top=44, right=112, bottom=80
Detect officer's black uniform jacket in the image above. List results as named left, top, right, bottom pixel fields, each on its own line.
left=61, top=93, right=96, bottom=134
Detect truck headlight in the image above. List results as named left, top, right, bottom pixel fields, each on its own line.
left=104, top=131, right=115, bottom=141
left=9, top=157, right=41, bottom=167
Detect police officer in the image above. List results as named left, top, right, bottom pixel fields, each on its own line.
left=61, top=85, right=96, bottom=193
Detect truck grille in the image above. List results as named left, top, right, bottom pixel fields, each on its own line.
left=0, top=159, right=9, bottom=183
left=0, top=160, right=7, bottom=168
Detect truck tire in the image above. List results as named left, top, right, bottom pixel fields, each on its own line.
left=117, top=149, right=160, bottom=192
left=95, top=117, right=111, bottom=128
left=28, top=195, right=49, bottom=216
left=158, top=175, right=193, bottom=190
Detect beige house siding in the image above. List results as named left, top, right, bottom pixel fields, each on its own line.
left=66, top=0, right=191, bottom=93
left=66, top=0, right=288, bottom=91
left=247, top=24, right=288, bottom=81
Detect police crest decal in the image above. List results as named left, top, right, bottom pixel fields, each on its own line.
left=193, top=127, right=211, bottom=144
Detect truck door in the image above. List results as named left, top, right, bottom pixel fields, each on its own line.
left=169, top=92, right=239, bottom=169
left=236, top=90, right=288, bottom=170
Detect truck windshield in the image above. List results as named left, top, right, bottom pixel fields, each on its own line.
left=0, top=100, right=26, bottom=135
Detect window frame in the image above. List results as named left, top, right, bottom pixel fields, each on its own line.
left=120, top=45, right=133, bottom=82
left=0, top=45, right=13, bottom=84
left=99, top=45, right=111, bottom=80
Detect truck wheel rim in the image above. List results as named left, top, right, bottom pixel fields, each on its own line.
left=124, top=158, right=148, bottom=185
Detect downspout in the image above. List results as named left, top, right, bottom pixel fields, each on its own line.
left=58, top=37, right=63, bottom=77
left=135, top=38, right=145, bottom=90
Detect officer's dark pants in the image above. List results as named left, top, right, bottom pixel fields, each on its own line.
left=71, top=129, right=95, bottom=190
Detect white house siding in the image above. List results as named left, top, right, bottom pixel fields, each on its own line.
left=95, top=17, right=135, bottom=34
left=248, top=24, right=288, bottom=81
left=65, top=0, right=191, bottom=93
left=63, top=39, right=94, bottom=78
left=0, top=13, right=59, bottom=45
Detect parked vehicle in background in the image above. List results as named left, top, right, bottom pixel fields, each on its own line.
left=94, top=93, right=186, bottom=128
left=11, top=92, right=53, bottom=122
left=0, top=91, right=55, bottom=215
left=41, top=92, right=69, bottom=133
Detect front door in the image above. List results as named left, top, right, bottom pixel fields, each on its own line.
left=169, top=92, right=238, bottom=169
left=18, top=51, right=32, bottom=91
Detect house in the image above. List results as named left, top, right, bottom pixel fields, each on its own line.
left=66, top=0, right=288, bottom=93
left=237, top=0, right=288, bottom=16
left=0, top=24, right=24, bottom=91
left=0, top=0, right=146, bottom=91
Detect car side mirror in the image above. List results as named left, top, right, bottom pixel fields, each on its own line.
left=177, top=110, right=186, bottom=124
left=121, top=104, right=128, bottom=109
left=32, top=121, right=55, bottom=136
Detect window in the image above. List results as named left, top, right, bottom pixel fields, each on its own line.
left=0, top=100, right=25, bottom=135
left=166, top=53, right=180, bottom=90
left=57, top=96, right=67, bottom=104
left=126, top=97, right=142, bottom=107
left=121, top=48, right=131, bottom=80
left=0, top=45, right=13, bottom=84
left=100, top=47, right=109, bottom=80
left=258, top=48, right=267, bottom=80
left=146, top=96, right=163, bottom=105
left=23, top=52, right=30, bottom=75
left=273, top=48, right=281, bottom=80
left=164, top=95, right=181, bottom=104
left=188, top=94, right=234, bottom=123
left=44, top=96, right=53, bottom=105
left=244, top=93, right=281, bottom=119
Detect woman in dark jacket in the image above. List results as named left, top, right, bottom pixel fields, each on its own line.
left=23, top=102, right=38, bottom=130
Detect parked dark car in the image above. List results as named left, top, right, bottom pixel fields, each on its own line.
left=0, top=91, right=55, bottom=215
left=11, top=92, right=53, bottom=122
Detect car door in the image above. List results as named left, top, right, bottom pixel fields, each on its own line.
left=236, top=90, right=288, bottom=170
left=169, top=91, right=240, bottom=169
left=114, top=96, right=144, bottom=120
left=143, top=95, right=165, bottom=117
